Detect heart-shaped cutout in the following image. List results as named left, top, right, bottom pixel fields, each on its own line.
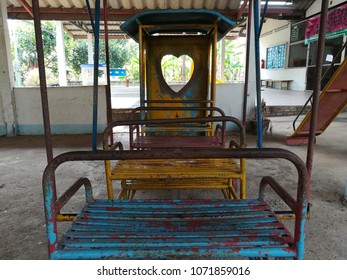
left=161, top=54, right=194, bottom=92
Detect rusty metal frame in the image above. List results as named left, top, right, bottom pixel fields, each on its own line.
left=103, top=116, right=246, bottom=148
left=42, top=147, right=308, bottom=259
left=306, top=0, right=329, bottom=179
left=32, top=0, right=53, bottom=163
left=29, top=2, right=321, bottom=260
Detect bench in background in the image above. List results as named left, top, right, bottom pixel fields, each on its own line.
left=261, top=79, right=293, bottom=90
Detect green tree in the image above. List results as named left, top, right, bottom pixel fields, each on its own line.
left=12, top=20, right=58, bottom=84
left=218, top=39, right=245, bottom=82
left=161, top=55, right=193, bottom=83
left=10, top=20, right=136, bottom=85
left=123, top=40, right=139, bottom=81
left=100, top=40, right=130, bottom=68
left=70, top=39, right=131, bottom=77
left=70, top=40, right=88, bottom=76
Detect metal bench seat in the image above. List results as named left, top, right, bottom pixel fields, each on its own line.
left=110, top=158, right=244, bottom=200
left=43, top=148, right=308, bottom=260
left=118, top=178, right=237, bottom=199
left=103, top=117, right=246, bottom=200
left=132, top=135, right=224, bottom=149
left=52, top=199, right=295, bottom=260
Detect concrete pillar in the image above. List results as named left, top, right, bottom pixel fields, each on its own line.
left=87, top=33, right=93, bottom=64
left=219, top=37, right=226, bottom=81
left=56, top=21, right=67, bottom=86
left=0, top=1, right=16, bottom=136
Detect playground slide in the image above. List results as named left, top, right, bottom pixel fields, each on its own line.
left=286, top=57, right=347, bottom=145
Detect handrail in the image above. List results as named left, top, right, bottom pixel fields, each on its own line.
left=130, top=106, right=226, bottom=119
left=102, top=116, right=246, bottom=148
left=292, top=41, right=347, bottom=131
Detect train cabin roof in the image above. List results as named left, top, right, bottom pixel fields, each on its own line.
left=120, top=9, right=235, bottom=42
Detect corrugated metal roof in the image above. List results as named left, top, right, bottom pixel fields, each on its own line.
left=6, top=0, right=242, bottom=10
left=6, top=0, right=315, bottom=40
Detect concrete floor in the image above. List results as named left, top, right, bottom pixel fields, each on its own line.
left=261, top=88, right=313, bottom=106
left=0, top=113, right=346, bottom=260
left=110, top=86, right=313, bottom=108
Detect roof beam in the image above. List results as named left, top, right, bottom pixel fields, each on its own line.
left=7, top=7, right=238, bottom=21
left=8, top=6, right=305, bottom=22
left=18, top=0, right=33, bottom=18
left=237, top=0, right=248, bottom=20
left=240, top=6, right=305, bottom=19
left=73, top=34, right=130, bottom=40
left=69, top=20, right=90, bottom=33
left=7, top=7, right=136, bottom=21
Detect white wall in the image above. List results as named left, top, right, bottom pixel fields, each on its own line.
left=261, top=18, right=289, bottom=34
left=261, top=67, right=306, bottom=90
left=215, top=83, right=246, bottom=130
left=260, top=19, right=307, bottom=91
left=0, top=94, right=5, bottom=135
left=0, top=1, right=16, bottom=136
left=14, top=86, right=107, bottom=135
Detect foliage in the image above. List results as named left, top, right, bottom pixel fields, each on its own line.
left=10, top=20, right=131, bottom=85
left=69, top=40, right=89, bottom=76
left=11, top=20, right=58, bottom=85
left=70, top=39, right=130, bottom=77
left=123, top=40, right=139, bottom=81
left=23, top=68, right=57, bottom=86
left=161, top=55, right=193, bottom=84
left=9, top=20, right=245, bottom=86
left=101, top=40, right=130, bottom=69
left=218, top=39, right=245, bottom=82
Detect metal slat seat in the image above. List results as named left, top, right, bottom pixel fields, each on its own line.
left=111, top=158, right=244, bottom=199
left=52, top=199, right=296, bottom=260
left=132, top=135, right=223, bottom=149
left=103, top=117, right=247, bottom=200
left=43, top=148, right=308, bottom=260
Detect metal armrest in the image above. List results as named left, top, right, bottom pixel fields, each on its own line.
left=130, top=105, right=226, bottom=118
left=55, top=177, right=93, bottom=212
left=109, top=141, right=124, bottom=151
left=259, top=176, right=296, bottom=212
left=214, top=123, right=224, bottom=145
left=229, top=139, right=240, bottom=149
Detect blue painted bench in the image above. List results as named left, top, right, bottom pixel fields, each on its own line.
left=43, top=148, right=308, bottom=260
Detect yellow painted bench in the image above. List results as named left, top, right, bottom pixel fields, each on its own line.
left=103, top=117, right=246, bottom=200
left=111, top=158, right=244, bottom=200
